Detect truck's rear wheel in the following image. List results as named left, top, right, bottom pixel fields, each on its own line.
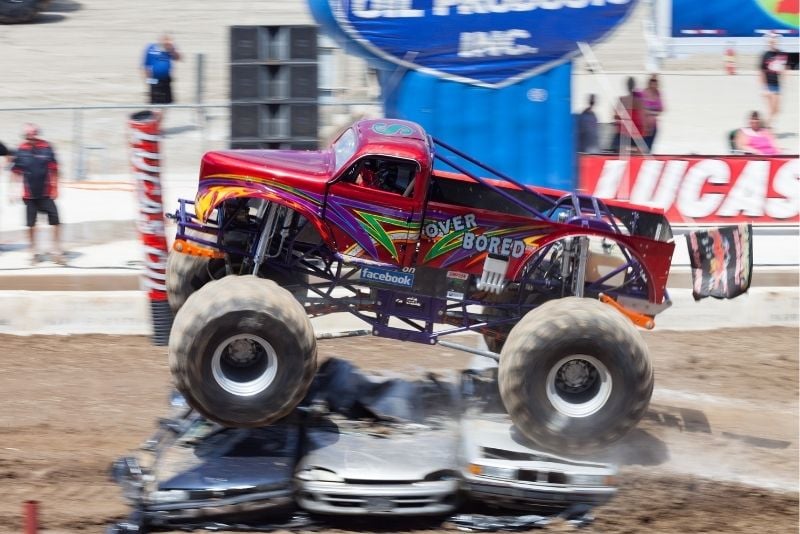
left=169, top=275, right=317, bottom=427
left=498, top=297, right=653, bottom=456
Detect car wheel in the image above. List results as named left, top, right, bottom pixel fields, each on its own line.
left=169, top=275, right=317, bottom=427
left=498, top=297, right=653, bottom=456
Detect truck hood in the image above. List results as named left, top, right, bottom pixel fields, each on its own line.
left=199, top=149, right=332, bottom=185
left=194, top=149, right=332, bottom=221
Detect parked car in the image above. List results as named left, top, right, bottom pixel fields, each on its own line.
left=460, top=412, right=618, bottom=511
left=110, top=405, right=299, bottom=528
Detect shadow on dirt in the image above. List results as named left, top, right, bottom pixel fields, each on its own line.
left=645, top=404, right=712, bottom=434
left=722, top=432, right=792, bottom=450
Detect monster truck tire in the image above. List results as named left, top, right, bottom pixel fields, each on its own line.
left=167, top=249, right=308, bottom=314
left=498, top=297, right=653, bottom=456
left=0, top=0, right=44, bottom=23
left=166, top=249, right=215, bottom=314
left=169, top=275, right=317, bottom=428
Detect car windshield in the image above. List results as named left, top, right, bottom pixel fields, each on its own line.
left=332, top=128, right=357, bottom=172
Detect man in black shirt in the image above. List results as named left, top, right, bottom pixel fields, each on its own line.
left=760, top=33, right=788, bottom=127
left=11, top=124, right=66, bottom=265
left=577, top=94, right=599, bottom=153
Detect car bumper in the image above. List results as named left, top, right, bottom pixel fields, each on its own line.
left=297, top=480, right=460, bottom=515
left=142, top=489, right=294, bottom=525
left=465, top=476, right=616, bottom=509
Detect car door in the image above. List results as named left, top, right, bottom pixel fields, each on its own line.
left=325, top=156, right=422, bottom=267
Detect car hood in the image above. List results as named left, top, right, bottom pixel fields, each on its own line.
left=158, top=454, right=294, bottom=492
left=461, top=415, right=615, bottom=471
left=299, top=421, right=459, bottom=482
left=155, top=424, right=299, bottom=492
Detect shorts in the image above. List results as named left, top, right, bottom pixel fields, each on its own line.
left=150, top=76, right=173, bottom=104
left=24, top=198, right=60, bottom=227
left=767, top=84, right=780, bottom=94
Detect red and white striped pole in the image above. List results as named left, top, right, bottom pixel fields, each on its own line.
left=23, top=500, right=38, bottom=534
left=129, top=110, right=172, bottom=346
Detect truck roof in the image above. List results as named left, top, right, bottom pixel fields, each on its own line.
left=350, top=119, right=432, bottom=169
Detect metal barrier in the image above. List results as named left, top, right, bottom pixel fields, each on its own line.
left=0, top=99, right=381, bottom=181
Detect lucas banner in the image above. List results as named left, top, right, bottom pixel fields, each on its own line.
left=670, top=0, right=799, bottom=37
left=578, top=155, right=800, bottom=225
left=322, top=0, right=637, bottom=87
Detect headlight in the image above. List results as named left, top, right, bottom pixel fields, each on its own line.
left=295, top=468, right=344, bottom=483
left=149, top=490, right=190, bottom=503
left=568, top=474, right=615, bottom=486
left=468, top=463, right=517, bottom=479
left=423, top=469, right=460, bottom=482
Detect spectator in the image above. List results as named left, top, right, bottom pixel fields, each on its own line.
left=734, top=111, right=780, bottom=155
left=142, top=33, right=181, bottom=122
left=640, top=74, right=664, bottom=153
left=609, top=76, right=644, bottom=154
left=759, top=32, right=788, bottom=126
left=11, top=124, right=65, bottom=265
left=577, top=94, right=600, bottom=153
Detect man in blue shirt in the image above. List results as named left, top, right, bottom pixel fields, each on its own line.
left=142, top=33, right=181, bottom=119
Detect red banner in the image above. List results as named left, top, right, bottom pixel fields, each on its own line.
left=578, top=155, right=799, bottom=225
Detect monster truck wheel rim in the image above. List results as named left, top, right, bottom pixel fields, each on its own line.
left=545, top=354, right=612, bottom=418
left=211, top=334, right=278, bottom=397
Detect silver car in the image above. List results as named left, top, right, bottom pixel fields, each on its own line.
left=295, top=416, right=461, bottom=515
left=460, top=413, right=618, bottom=510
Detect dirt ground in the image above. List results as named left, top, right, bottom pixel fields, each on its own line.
left=0, top=327, right=797, bottom=533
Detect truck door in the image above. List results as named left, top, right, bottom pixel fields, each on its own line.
left=326, top=156, right=423, bottom=267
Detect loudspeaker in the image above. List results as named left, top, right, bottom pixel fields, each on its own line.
left=230, top=25, right=319, bottom=149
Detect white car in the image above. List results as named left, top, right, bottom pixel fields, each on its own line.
left=295, top=415, right=462, bottom=515
left=460, top=413, right=618, bottom=511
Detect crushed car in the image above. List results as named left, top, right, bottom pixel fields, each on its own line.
left=460, top=413, right=618, bottom=511
left=109, top=400, right=300, bottom=530
left=110, top=363, right=612, bottom=531
left=459, top=367, right=618, bottom=512
left=295, top=358, right=462, bottom=516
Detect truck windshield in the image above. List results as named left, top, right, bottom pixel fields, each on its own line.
left=332, top=128, right=357, bottom=172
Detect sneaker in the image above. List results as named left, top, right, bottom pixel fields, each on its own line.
left=52, top=253, right=68, bottom=266
left=30, top=253, right=43, bottom=265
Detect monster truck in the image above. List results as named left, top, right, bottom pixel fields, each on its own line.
left=0, top=0, right=49, bottom=23
left=166, top=119, right=709, bottom=456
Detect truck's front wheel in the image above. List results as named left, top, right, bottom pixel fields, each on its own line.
left=169, top=275, right=317, bottom=427
left=498, top=297, right=653, bottom=456
left=166, top=249, right=222, bottom=314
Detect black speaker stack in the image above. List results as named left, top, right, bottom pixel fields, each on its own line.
left=229, top=25, right=319, bottom=150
